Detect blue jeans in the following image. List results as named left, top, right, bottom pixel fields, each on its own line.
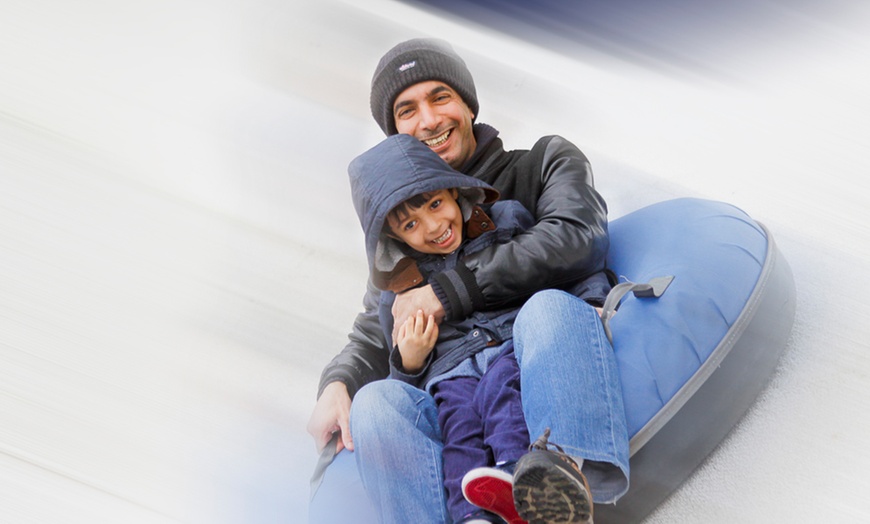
left=308, top=290, right=630, bottom=523
left=515, top=290, right=630, bottom=503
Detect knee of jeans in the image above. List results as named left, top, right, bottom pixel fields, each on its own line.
left=515, top=290, right=599, bottom=362
left=516, top=289, right=573, bottom=333
left=351, top=380, right=429, bottom=437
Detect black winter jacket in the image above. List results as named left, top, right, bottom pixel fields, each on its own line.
left=317, top=124, right=610, bottom=399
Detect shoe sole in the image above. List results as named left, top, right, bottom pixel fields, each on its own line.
left=513, top=452, right=593, bottom=524
left=462, top=467, right=526, bottom=524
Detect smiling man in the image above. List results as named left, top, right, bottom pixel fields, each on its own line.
left=309, top=38, right=627, bottom=524
left=390, top=81, right=477, bottom=169
left=369, top=39, right=480, bottom=166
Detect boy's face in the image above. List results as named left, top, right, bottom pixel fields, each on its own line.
left=387, top=189, right=463, bottom=255
left=392, top=81, right=477, bottom=170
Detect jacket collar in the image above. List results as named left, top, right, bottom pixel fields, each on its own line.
left=458, top=123, right=500, bottom=174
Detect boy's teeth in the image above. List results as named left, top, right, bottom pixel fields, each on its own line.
left=424, top=130, right=450, bottom=147
left=433, top=228, right=451, bottom=244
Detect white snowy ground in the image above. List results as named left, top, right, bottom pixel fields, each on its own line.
left=1, top=0, right=869, bottom=522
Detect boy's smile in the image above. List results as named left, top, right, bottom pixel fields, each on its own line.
left=387, top=189, right=464, bottom=255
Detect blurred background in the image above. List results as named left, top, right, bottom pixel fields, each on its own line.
left=1, top=0, right=869, bottom=522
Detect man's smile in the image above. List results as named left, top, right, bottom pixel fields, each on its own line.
left=422, top=129, right=451, bottom=148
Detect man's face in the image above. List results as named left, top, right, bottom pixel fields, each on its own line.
left=392, top=81, right=477, bottom=170
left=387, top=189, right=464, bottom=255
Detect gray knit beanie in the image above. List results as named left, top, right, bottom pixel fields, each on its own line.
left=370, top=38, right=478, bottom=136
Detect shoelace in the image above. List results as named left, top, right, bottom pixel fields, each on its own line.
left=529, top=427, right=582, bottom=473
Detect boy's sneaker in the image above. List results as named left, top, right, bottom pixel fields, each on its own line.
left=512, top=428, right=594, bottom=524
left=455, top=508, right=508, bottom=523
left=461, top=461, right=526, bottom=524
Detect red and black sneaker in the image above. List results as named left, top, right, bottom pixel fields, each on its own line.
left=461, top=462, right=526, bottom=524
left=512, top=428, right=594, bottom=524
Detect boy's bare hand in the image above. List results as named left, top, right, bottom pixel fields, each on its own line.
left=395, top=309, right=438, bottom=373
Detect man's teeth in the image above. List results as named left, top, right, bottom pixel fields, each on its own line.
left=423, top=130, right=451, bottom=147
left=433, top=227, right=452, bottom=244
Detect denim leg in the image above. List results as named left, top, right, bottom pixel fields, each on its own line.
left=514, top=290, right=630, bottom=503
left=308, top=448, right=378, bottom=524
left=350, top=380, right=450, bottom=523
left=433, top=377, right=487, bottom=521
left=475, top=345, right=531, bottom=464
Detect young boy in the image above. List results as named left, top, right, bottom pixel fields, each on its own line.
left=349, top=133, right=537, bottom=523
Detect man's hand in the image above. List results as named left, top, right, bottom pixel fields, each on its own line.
left=395, top=310, right=438, bottom=373
left=391, top=284, right=445, bottom=342
left=306, top=381, right=353, bottom=454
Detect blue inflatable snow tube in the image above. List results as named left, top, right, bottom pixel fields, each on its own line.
left=607, top=198, right=767, bottom=438
left=598, top=198, right=795, bottom=522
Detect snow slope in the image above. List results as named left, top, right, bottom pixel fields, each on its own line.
left=1, top=0, right=869, bottom=522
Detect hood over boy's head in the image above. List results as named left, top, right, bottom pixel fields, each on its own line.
left=348, top=134, right=497, bottom=289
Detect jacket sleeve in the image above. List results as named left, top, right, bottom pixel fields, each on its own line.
left=316, top=278, right=391, bottom=400
left=430, top=136, right=609, bottom=319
